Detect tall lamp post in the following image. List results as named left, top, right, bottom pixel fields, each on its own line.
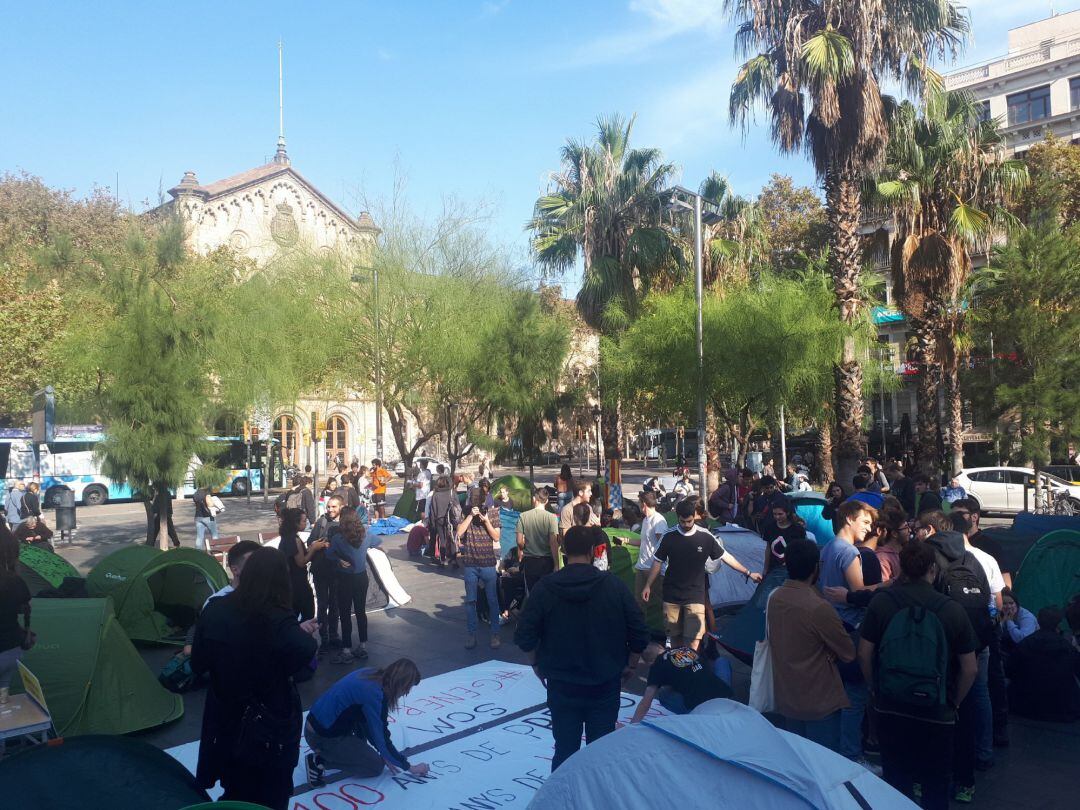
left=353, top=212, right=383, bottom=462
left=591, top=404, right=603, bottom=480
left=665, top=186, right=721, bottom=498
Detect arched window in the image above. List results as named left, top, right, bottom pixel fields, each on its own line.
left=274, top=414, right=300, bottom=465
left=325, top=415, right=349, bottom=466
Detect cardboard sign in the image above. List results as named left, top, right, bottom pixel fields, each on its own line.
left=17, top=661, right=49, bottom=714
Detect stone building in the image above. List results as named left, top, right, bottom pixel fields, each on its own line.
left=155, top=138, right=403, bottom=470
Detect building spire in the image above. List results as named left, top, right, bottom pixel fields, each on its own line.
left=274, top=38, right=289, bottom=165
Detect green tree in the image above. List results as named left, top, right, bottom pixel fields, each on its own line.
left=1012, top=134, right=1080, bottom=228
left=528, top=114, right=678, bottom=459
left=970, top=219, right=1080, bottom=502
left=753, top=174, right=830, bottom=275
left=868, top=88, right=1026, bottom=475
left=728, top=0, right=969, bottom=486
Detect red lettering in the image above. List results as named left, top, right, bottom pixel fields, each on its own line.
left=314, top=792, right=357, bottom=810
left=341, top=783, right=386, bottom=806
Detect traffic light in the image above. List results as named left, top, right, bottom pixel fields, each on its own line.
left=311, top=411, right=324, bottom=443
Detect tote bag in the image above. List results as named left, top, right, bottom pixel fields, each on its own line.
left=749, top=591, right=777, bottom=713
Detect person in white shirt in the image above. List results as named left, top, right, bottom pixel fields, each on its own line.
left=414, top=460, right=433, bottom=518
left=635, top=491, right=669, bottom=616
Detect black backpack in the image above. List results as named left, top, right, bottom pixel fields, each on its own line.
left=934, top=550, right=994, bottom=649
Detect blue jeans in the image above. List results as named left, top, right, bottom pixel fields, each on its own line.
left=784, top=711, right=842, bottom=754
left=194, top=516, right=218, bottom=550
left=464, top=565, right=500, bottom=634
left=972, top=646, right=993, bottom=763
left=840, top=679, right=868, bottom=760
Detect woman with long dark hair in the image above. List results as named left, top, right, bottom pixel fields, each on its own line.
left=191, top=546, right=318, bottom=809
left=304, top=658, right=428, bottom=788
left=555, top=464, right=574, bottom=510
left=278, top=507, right=326, bottom=621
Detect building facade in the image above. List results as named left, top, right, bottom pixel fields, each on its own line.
left=156, top=139, right=403, bottom=470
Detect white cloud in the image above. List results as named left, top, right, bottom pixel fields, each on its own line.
left=559, top=0, right=726, bottom=69
left=635, top=58, right=740, bottom=155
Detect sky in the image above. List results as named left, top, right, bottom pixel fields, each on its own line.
left=3, top=0, right=1074, bottom=291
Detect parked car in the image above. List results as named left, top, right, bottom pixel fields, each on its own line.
left=392, top=456, right=450, bottom=476
left=957, top=467, right=1080, bottom=514
left=1045, top=464, right=1080, bottom=485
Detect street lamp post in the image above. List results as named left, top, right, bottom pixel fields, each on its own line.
left=591, top=404, right=602, bottom=479
left=666, top=186, right=718, bottom=499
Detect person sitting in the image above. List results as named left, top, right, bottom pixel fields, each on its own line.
left=628, top=645, right=733, bottom=722
left=941, top=475, right=967, bottom=505
left=760, top=498, right=807, bottom=548
left=999, top=587, right=1037, bottom=647
left=495, top=547, right=526, bottom=620
left=1006, top=606, right=1080, bottom=723
left=304, top=659, right=430, bottom=788
left=12, top=515, right=54, bottom=551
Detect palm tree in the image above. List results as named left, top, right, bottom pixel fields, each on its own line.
left=698, top=173, right=766, bottom=288
left=528, top=113, right=677, bottom=458
left=727, top=0, right=969, bottom=486
left=868, top=88, right=1027, bottom=476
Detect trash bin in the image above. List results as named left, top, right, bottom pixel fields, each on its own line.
left=55, top=487, right=77, bottom=531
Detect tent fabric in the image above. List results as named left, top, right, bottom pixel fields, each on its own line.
left=1013, top=530, right=1080, bottom=620
left=367, top=516, right=411, bottom=536
left=977, top=526, right=1040, bottom=575
left=717, top=567, right=787, bottom=664
left=392, top=486, right=419, bottom=522
left=607, top=537, right=665, bottom=637
left=15, top=598, right=183, bottom=736
left=86, top=546, right=229, bottom=644
left=530, top=699, right=915, bottom=809
left=709, top=526, right=766, bottom=610
left=1012, top=512, right=1080, bottom=537
left=17, top=544, right=80, bottom=595
left=789, top=492, right=835, bottom=546
left=489, top=475, right=533, bottom=511
left=0, top=734, right=209, bottom=810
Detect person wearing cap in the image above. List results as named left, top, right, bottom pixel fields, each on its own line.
left=514, top=525, right=648, bottom=771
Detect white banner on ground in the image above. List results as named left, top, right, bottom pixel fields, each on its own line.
left=166, top=662, right=669, bottom=809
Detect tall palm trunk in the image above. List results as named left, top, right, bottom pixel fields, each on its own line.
left=705, top=404, right=721, bottom=492
left=826, top=167, right=866, bottom=491
left=911, top=318, right=941, bottom=476
left=815, top=418, right=836, bottom=486
left=940, top=334, right=965, bottom=476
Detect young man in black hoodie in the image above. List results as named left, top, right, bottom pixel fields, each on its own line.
left=514, top=525, right=649, bottom=771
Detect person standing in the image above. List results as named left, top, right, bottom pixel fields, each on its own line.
left=642, top=498, right=761, bottom=650
left=3, top=481, right=26, bottom=528
left=192, top=484, right=219, bottom=552
left=304, top=659, right=429, bottom=788
left=369, top=460, right=393, bottom=520
left=768, top=539, right=855, bottom=753
left=913, top=474, right=943, bottom=516
left=426, top=475, right=461, bottom=566
left=308, top=496, right=344, bottom=654
left=559, top=480, right=597, bottom=538
left=884, top=463, right=916, bottom=516
left=845, top=473, right=885, bottom=510
left=515, top=526, right=649, bottom=771
left=858, top=542, right=978, bottom=810
left=331, top=510, right=379, bottom=665
left=707, top=468, right=739, bottom=523
left=517, top=487, right=560, bottom=594
left=555, top=464, right=574, bottom=511
left=278, top=507, right=327, bottom=621
left=20, top=482, right=42, bottom=522
left=414, top=459, right=432, bottom=520
left=191, top=547, right=319, bottom=810
left=634, top=492, right=668, bottom=619
left=456, top=488, right=502, bottom=649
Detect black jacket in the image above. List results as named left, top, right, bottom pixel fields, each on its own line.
left=190, top=592, right=317, bottom=790
left=1007, top=629, right=1080, bottom=722
left=514, top=563, right=648, bottom=686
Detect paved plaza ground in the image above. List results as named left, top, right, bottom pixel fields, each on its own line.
left=47, top=463, right=1080, bottom=809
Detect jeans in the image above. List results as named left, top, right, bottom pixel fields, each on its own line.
left=547, top=679, right=620, bottom=771
left=464, top=566, right=501, bottom=634
left=879, top=713, right=954, bottom=810
left=313, top=570, right=340, bottom=645
left=972, top=646, right=994, bottom=763
left=194, top=516, right=218, bottom=550
left=839, top=678, right=868, bottom=761
left=954, top=647, right=990, bottom=786
left=305, top=722, right=384, bottom=779
left=557, top=492, right=571, bottom=510
left=783, top=711, right=842, bottom=754
left=337, top=570, right=369, bottom=648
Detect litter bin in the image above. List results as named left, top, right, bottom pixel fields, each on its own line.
left=54, top=487, right=77, bottom=532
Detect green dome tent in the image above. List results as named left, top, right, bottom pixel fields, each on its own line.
left=393, top=485, right=420, bottom=522
left=604, top=528, right=664, bottom=637
left=15, top=598, right=183, bottom=736
left=86, top=546, right=228, bottom=644
left=1013, top=529, right=1080, bottom=622
left=0, top=734, right=207, bottom=810
left=17, top=544, right=80, bottom=595
left=490, top=474, right=534, bottom=511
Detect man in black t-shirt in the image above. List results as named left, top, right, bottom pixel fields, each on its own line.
left=629, top=646, right=732, bottom=721
left=858, top=542, right=978, bottom=810
left=642, top=499, right=761, bottom=649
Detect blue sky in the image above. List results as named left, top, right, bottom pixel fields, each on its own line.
left=3, top=0, right=1073, bottom=289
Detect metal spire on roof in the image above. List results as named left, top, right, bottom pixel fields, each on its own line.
left=274, top=38, right=289, bottom=165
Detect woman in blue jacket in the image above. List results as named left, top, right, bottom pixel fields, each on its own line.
left=329, top=509, right=381, bottom=665
left=304, top=658, right=428, bottom=787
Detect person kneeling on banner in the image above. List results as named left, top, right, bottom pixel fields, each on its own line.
left=304, top=658, right=429, bottom=788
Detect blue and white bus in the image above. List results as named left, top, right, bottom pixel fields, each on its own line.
left=200, top=436, right=284, bottom=496
left=0, top=425, right=190, bottom=507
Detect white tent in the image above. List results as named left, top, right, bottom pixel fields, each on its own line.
left=529, top=699, right=915, bottom=810
left=707, top=526, right=765, bottom=609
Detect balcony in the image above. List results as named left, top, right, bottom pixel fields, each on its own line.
left=945, top=35, right=1080, bottom=90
